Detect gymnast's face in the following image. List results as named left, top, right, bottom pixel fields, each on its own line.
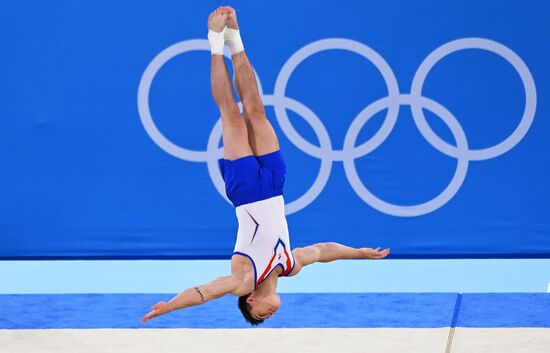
left=248, top=293, right=281, bottom=320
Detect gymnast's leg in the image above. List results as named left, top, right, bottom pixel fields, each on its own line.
left=208, top=8, right=253, bottom=160
left=221, top=6, right=280, bottom=156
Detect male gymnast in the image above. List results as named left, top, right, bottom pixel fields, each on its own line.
left=141, top=6, right=390, bottom=326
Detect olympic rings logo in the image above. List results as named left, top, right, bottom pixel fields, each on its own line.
left=137, top=38, right=537, bottom=217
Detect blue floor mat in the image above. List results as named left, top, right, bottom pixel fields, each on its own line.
left=458, top=293, right=550, bottom=328
left=0, top=293, right=548, bottom=329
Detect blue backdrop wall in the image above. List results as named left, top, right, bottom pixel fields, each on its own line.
left=1, top=0, right=549, bottom=259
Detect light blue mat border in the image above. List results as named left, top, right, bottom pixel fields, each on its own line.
left=1, top=259, right=549, bottom=294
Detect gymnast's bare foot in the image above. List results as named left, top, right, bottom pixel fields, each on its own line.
left=207, top=8, right=227, bottom=32
left=218, top=6, right=244, bottom=56
left=220, top=6, right=239, bottom=30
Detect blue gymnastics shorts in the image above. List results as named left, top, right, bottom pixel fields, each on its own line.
left=218, top=150, right=287, bottom=207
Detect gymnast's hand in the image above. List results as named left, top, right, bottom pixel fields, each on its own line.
left=140, top=301, right=172, bottom=324
left=361, top=247, right=390, bottom=259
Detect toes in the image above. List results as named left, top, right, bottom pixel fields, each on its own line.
left=216, top=6, right=234, bottom=16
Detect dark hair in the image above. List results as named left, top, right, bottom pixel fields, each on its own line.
left=238, top=293, right=265, bottom=326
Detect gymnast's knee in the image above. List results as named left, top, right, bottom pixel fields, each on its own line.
left=220, top=102, right=242, bottom=120
left=243, top=102, right=266, bottom=122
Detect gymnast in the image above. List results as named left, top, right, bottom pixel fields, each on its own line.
left=141, top=6, right=390, bottom=326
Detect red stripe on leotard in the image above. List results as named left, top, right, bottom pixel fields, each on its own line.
left=282, top=247, right=293, bottom=275
left=257, top=252, right=278, bottom=285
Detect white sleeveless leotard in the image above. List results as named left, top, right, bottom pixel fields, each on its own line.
left=233, top=195, right=295, bottom=288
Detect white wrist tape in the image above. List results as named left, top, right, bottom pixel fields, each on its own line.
left=224, top=28, right=244, bottom=55
left=207, top=29, right=225, bottom=55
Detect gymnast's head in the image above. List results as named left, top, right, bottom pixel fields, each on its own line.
left=238, top=292, right=281, bottom=325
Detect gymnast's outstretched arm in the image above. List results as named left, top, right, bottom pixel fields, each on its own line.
left=289, top=243, right=390, bottom=276
left=140, top=275, right=249, bottom=323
